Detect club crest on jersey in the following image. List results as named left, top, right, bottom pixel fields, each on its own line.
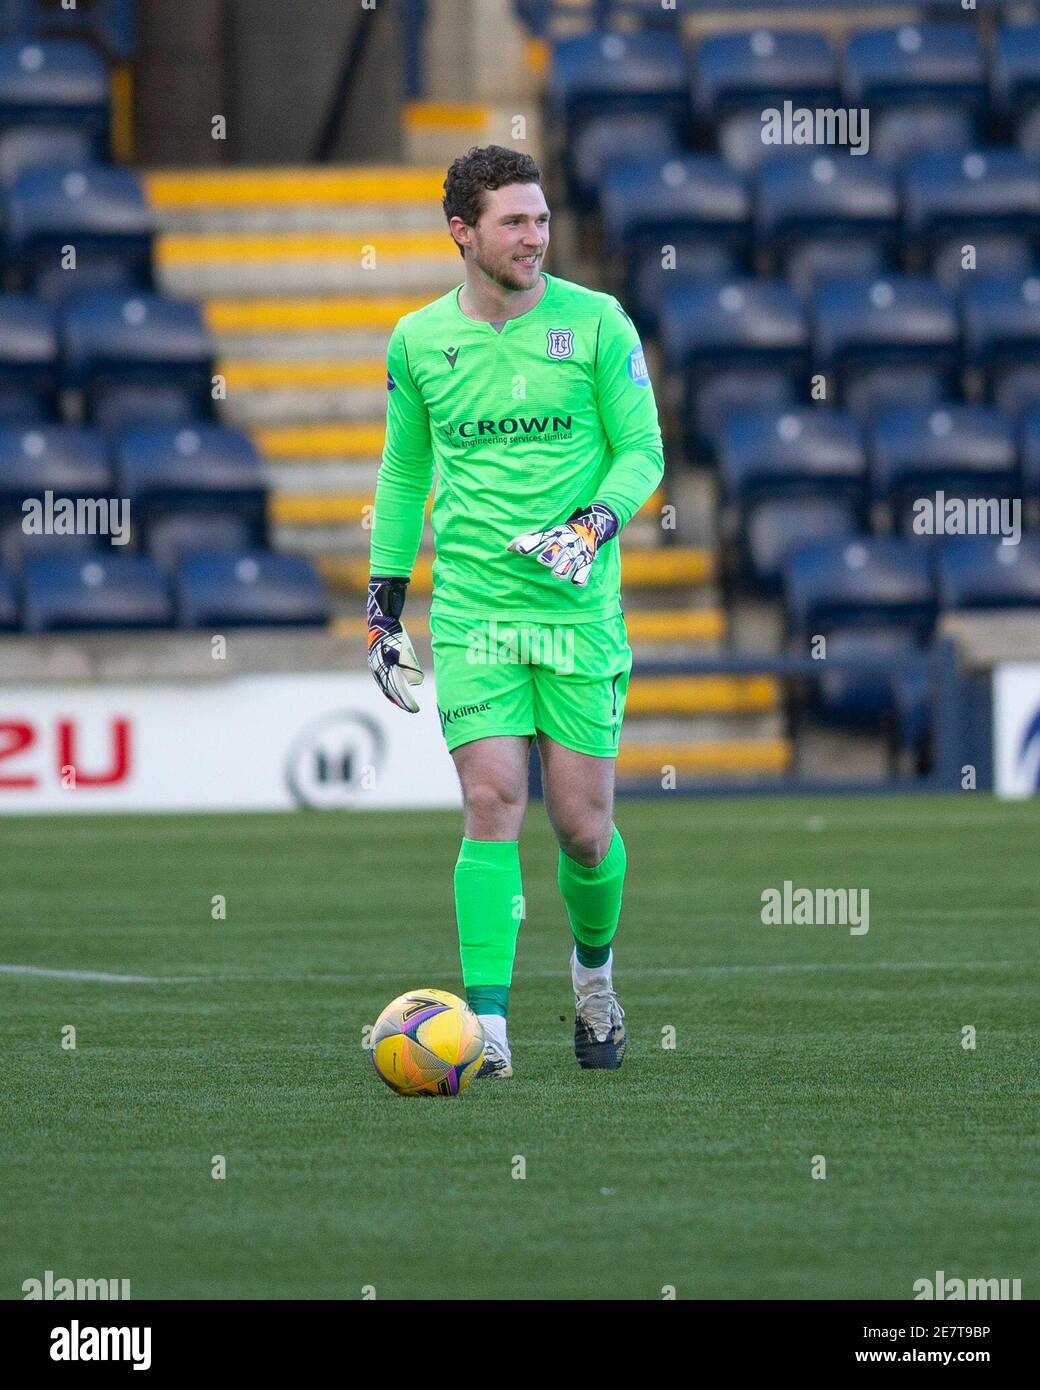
left=546, top=329, right=574, bottom=360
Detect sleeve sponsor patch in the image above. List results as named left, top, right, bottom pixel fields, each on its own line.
left=627, top=345, right=650, bottom=387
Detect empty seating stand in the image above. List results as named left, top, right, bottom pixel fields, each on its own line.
left=660, top=276, right=809, bottom=456
left=718, top=408, right=867, bottom=591
left=693, top=28, right=839, bottom=172
left=22, top=552, right=173, bottom=632
left=114, top=423, right=268, bottom=565
left=868, top=404, right=1019, bottom=536
left=61, top=290, right=215, bottom=431
left=937, top=535, right=1040, bottom=611
left=812, top=275, right=960, bottom=417
left=5, top=163, right=155, bottom=304
left=0, top=291, right=57, bottom=420
left=0, top=37, right=109, bottom=154
left=173, top=551, right=330, bottom=630
left=599, top=154, right=750, bottom=331
left=843, top=23, right=987, bottom=165
left=549, top=31, right=687, bottom=209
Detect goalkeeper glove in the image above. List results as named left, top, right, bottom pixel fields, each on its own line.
left=506, top=501, right=619, bottom=587
left=367, top=575, right=424, bottom=713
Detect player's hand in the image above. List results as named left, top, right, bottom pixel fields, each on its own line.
left=367, top=576, right=424, bottom=713
left=506, top=502, right=619, bottom=587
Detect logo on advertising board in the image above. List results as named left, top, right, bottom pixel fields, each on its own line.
left=285, top=711, right=388, bottom=808
left=993, top=664, right=1040, bottom=798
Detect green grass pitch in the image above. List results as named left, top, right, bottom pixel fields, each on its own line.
left=2, top=795, right=1037, bottom=1301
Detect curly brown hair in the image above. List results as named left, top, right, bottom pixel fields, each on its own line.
left=442, top=145, right=544, bottom=258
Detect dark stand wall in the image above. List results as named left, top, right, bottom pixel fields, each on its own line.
left=134, top=0, right=404, bottom=166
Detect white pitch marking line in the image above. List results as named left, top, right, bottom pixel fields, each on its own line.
left=0, top=960, right=1026, bottom=985
left=0, top=964, right=203, bottom=984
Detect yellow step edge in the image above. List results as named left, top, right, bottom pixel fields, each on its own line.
left=616, top=741, right=792, bottom=776
left=405, top=102, right=494, bottom=131
left=254, top=424, right=387, bottom=458
left=524, top=38, right=549, bottom=76
left=330, top=610, right=726, bottom=643
left=273, top=488, right=667, bottom=526
left=145, top=168, right=446, bottom=208
left=223, top=360, right=387, bottom=391
left=318, top=547, right=713, bottom=594
left=623, top=547, right=714, bottom=585
left=626, top=675, right=780, bottom=716
left=205, top=296, right=432, bottom=333
left=623, top=610, right=726, bottom=641
left=157, top=231, right=455, bottom=265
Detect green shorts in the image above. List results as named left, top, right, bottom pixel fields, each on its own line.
left=429, top=611, right=632, bottom=759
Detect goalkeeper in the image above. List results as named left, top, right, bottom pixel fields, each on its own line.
left=367, top=145, right=664, bottom=1077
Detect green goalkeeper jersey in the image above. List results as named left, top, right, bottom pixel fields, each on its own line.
left=368, top=272, right=665, bottom=623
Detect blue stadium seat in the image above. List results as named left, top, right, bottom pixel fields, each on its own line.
left=695, top=28, right=839, bottom=118
left=0, top=291, right=57, bottom=420
left=992, top=24, right=1040, bottom=152
left=1020, top=408, right=1040, bottom=519
left=784, top=536, right=936, bottom=726
left=22, top=552, right=173, bottom=631
left=693, top=29, right=838, bottom=170
left=812, top=275, right=960, bottom=418
left=0, top=518, right=102, bottom=571
left=174, top=551, right=330, bottom=630
left=844, top=24, right=986, bottom=164
left=718, top=407, right=867, bottom=588
left=844, top=23, right=988, bottom=112
left=549, top=32, right=688, bottom=208
left=5, top=164, right=155, bottom=305
left=755, top=152, right=899, bottom=293
left=0, top=123, right=92, bottom=186
left=0, top=38, right=109, bottom=153
left=659, top=277, right=809, bottom=455
left=0, top=420, right=110, bottom=501
left=3, top=0, right=137, bottom=62
left=869, top=106, right=977, bottom=169
left=599, top=155, right=750, bottom=331
left=960, top=273, right=1040, bottom=415
left=785, top=537, right=935, bottom=635
left=869, top=405, right=1019, bottom=536
left=144, top=513, right=260, bottom=572
left=937, top=535, right=1040, bottom=610
left=902, top=149, right=1040, bottom=286
left=0, top=560, right=17, bottom=627
left=60, top=290, right=216, bottom=431
left=569, top=112, right=679, bottom=215
left=114, top=424, right=268, bottom=561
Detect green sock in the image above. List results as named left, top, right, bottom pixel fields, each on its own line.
left=558, top=826, right=627, bottom=968
left=454, top=838, right=522, bottom=1019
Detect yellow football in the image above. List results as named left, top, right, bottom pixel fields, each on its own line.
left=371, top=988, right=485, bottom=1097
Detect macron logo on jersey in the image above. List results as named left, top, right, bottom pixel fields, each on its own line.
left=442, top=347, right=460, bottom=369
left=386, top=369, right=396, bottom=391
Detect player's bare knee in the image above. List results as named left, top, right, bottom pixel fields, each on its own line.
left=556, top=817, right=611, bottom=866
left=463, top=780, right=526, bottom=837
